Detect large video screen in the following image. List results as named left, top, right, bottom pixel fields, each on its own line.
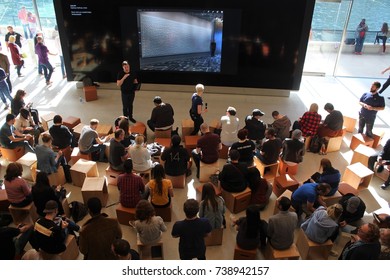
left=54, top=0, right=315, bottom=90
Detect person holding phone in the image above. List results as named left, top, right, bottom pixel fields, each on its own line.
left=189, top=84, right=207, bottom=135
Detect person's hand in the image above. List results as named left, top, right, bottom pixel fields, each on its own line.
left=339, top=221, right=347, bottom=227
left=123, top=74, right=130, bottom=80
left=204, top=108, right=208, bottom=113
left=61, top=220, right=69, bottom=229
left=25, top=134, right=32, bottom=140
left=58, top=150, right=63, bottom=156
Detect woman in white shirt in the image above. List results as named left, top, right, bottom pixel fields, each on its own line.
left=128, top=134, right=153, bottom=172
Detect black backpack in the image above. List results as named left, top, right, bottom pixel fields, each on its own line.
left=69, top=201, right=89, bottom=223
left=309, top=135, right=322, bottom=153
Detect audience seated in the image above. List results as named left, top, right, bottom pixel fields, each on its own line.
left=255, top=128, right=282, bottom=165
left=317, top=103, right=344, bottom=138
left=147, top=96, right=174, bottom=132
left=78, top=119, right=110, bottom=162
left=191, top=123, right=221, bottom=178
left=247, top=167, right=271, bottom=210
left=11, top=89, right=40, bottom=125
left=244, top=109, right=266, bottom=144
left=199, top=183, right=226, bottom=230
left=0, top=224, right=33, bottom=260
left=14, top=108, right=41, bottom=145
left=35, top=133, right=71, bottom=183
left=109, top=129, right=129, bottom=172
left=134, top=200, right=167, bottom=245
left=219, top=150, right=248, bottom=193
left=4, top=162, right=32, bottom=207
left=0, top=113, right=35, bottom=153
left=338, top=194, right=366, bottom=227
left=171, top=199, right=212, bottom=260
left=291, top=182, right=331, bottom=220
left=129, top=135, right=153, bottom=172
left=294, top=103, right=322, bottom=137
left=301, top=204, right=343, bottom=243
left=112, top=238, right=140, bottom=260
left=161, top=135, right=190, bottom=177
left=30, top=200, right=77, bottom=257
left=49, top=115, right=74, bottom=149
left=339, top=223, right=381, bottom=260
left=379, top=228, right=390, bottom=259
left=306, top=158, right=341, bottom=196
left=79, top=197, right=122, bottom=260
left=117, top=159, right=148, bottom=208
left=32, top=171, right=65, bottom=217
left=118, top=117, right=134, bottom=147
left=230, top=128, right=255, bottom=167
left=218, top=106, right=239, bottom=147
left=281, top=129, right=305, bottom=163
left=368, top=138, right=390, bottom=190
left=147, top=165, right=173, bottom=208
left=267, top=197, right=297, bottom=250
left=269, top=110, right=291, bottom=141
left=232, top=205, right=268, bottom=250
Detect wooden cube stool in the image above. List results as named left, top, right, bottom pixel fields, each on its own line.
left=71, top=147, right=92, bottom=164
left=137, top=239, right=164, bottom=260
left=0, top=146, right=25, bottom=162
left=181, top=119, right=194, bottom=138
left=130, top=122, right=147, bottom=137
left=372, top=129, right=385, bottom=149
left=219, top=144, right=229, bottom=159
left=48, top=165, right=67, bottom=186
left=350, top=133, right=374, bottom=151
left=296, top=229, right=333, bottom=260
left=343, top=116, right=357, bottom=133
left=154, top=203, right=172, bottom=222
left=184, top=135, right=200, bottom=155
left=221, top=187, right=251, bottom=214
left=83, top=86, right=97, bottom=102
left=16, top=152, right=37, bottom=181
left=40, top=111, right=56, bottom=131
left=105, top=166, right=122, bottom=186
left=253, top=157, right=279, bottom=181
left=59, top=145, right=72, bottom=163
left=166, top=174, right=186, bottom=189
left=325, top=136, right=343, bottom=153
left=72, top=123, right=86, bottom=140
left=133, top=168, right=152, bottom=185
left=116, top=203, right=136, bottom=225
left=278, top=160, right=298, bottom=175
left=204, top=228, right=224, bottom=246
left=273, top=174, right=299, bottom=197
left=199, top=161, right=219, bottom=183
left=154, top=138, right=171, bottom=148
left=0, top=189, right=10, bottom=212
left=264, top=242, right=300, bottom=260
left=233, top=244, right=257, bottom=260
left=62, top=116, right=81, bottom=130
left=374, top=162, right=390, bottom=182
left=81, top=177, right=108, bottom=206
left=154, top=128, right=172, bottom=139
left=350, top=144, right=376, bottom=167
left=338, top=182, right=359, bottom=196
left=60, top=235, right=80, bottom=260
left=8, top=202, right=39, bottom=225
left=321, top=191, right=342, bottom=206
left=96, top=123, right=113, bottom=138
left=70, top=159, right=99, bottom=187
left=342, top=162, right=374, bottom=190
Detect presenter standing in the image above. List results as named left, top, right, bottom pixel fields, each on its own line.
left=117, top=61, right=138, bottom=123
left=189, top=84, right=207, bottom=135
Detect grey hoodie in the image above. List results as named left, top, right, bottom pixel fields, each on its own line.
left=301, top=206, right=338, bottom=243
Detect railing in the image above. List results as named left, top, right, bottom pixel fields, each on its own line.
left=311, top=28, right=381, bottom=43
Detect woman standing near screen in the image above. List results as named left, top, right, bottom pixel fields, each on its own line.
left=189, top=83, right=207, bottom=135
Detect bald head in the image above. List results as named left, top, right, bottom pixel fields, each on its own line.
left=200, top=123, right=209, bottom=133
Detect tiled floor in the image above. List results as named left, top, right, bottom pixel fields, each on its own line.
left=1, top=50, right=390, bottom=260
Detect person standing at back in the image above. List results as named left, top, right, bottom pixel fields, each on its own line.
left=116, top=61, right=139, bottom=123
left=189, top=84, right=207, bottom=135
left=355, top=18, right=368, bottom=55
left=35, top=36, right=55, bottom=85
left=358, top=81, right=385, bottom=138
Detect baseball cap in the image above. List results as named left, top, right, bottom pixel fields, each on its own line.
left=153, top=96, right=162, bottom=104
left=252, top=109, right=264, bottom=117
left=43, top=200, right=58, bottom=213
left=346, top=197, right=360, bottom=213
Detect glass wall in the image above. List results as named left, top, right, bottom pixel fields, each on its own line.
left=304, top=0, right=390, bottom=78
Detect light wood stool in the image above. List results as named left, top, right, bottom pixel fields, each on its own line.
left=70, top=159, right=99, bottom=187
left=181, top=119, right=194, bottom=138
left=62, top=116, right=81, bottom=130
left=253, top=157, right=279, bottom=181
left=154, top=203, right=172, bottom=222
left=60, top=235, right=80, bottom=260
left=40, top=111, right=56, bottom=131
left=199, top=161, right=219, bottom=183
left=0, top=146, right=25, bottom=162
left=8, top=202, right=39, bottom=225
left=154, top=128, right=172, bottom=139
left=264, top=242, right=300, bottom=260
left=16, top=152, right=37, bottom=181
left=116, top=203, right=136, bottom=225
left=342, top=162, right=374, bottom=190
left=372, top=129, right=385, bottom=149
left=338, top=182, right=359, bottom=196
left=343, top=116, right=357, bottom=133
left=83, top=86, right=97, bottom=102
left=278, top=160, right=298, bottom=175
left=350, top=144, right=376, bottom=167
left=137, top=239, right=164, bottom=260
left=81, top=177, right=108, bottom=206
left=166, top=174, right=186, bottom=189
left=350, top=133, right=374, bottom=151
left=325, top=136, right=343, bottom=153
left=273, top=174, right=299, bottom=197
left=221, top=187, right=251, bottom=214
left=105, top=166, right=122, bottom=186
left=233, top=244, right=257, bottom=260
left=296, top=228, right=333, bottom=260
left=204, top=228, right=224, bottom=246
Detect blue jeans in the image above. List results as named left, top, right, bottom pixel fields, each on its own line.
left=358, top=113, right=374, bottom=138
left=0, top=83, right=12, bottom=105
left=355, top=37, right=365, bottom=53
left=40, top=62, right=54, bottom=83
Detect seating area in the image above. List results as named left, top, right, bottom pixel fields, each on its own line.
left=1, top=62, right=390, bottom=262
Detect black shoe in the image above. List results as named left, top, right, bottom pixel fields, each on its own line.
left=129, top=117, right=137, bottom=123
left=381, top=182, right=390, bottom=190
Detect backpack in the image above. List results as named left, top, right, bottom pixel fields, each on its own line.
left=309, top=135, right=322, bottom=153
left=69, top=201, right=89, bottom=223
